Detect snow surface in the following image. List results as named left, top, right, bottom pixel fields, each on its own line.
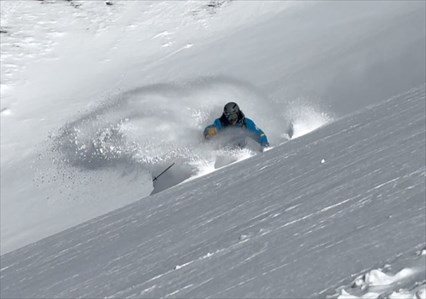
left=0, top=1, right=425, bottom=297
left=1, top=0, right=302, bottom=253
left=1, top=83, right=425, bottom=297
left=1, top=0, right=424, bottom=255
left=336, top=246, right=426, bottom=299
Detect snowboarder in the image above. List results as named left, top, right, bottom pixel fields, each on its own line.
left=204, top=102, right=270, bottom=148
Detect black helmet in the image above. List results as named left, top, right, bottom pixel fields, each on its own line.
left=223, top=102, right=240, bottom=123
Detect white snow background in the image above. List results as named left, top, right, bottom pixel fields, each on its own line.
left=0, top=1, right=425, bottom=298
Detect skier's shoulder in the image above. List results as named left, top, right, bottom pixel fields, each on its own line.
left=208, top=117, right=222, bottom=130
left=243, top=117, right=257, bottom=129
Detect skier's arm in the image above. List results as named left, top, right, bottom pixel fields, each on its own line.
left=204, top=119, right=223, bottom=139
left=245, top=118, right=269, bottom=147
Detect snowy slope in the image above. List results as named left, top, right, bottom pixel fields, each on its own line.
left=1, top=0, right=424, bottom=255
left=1, top=85, right=424, bottom=298
left=0, top=0, right=296, bottom=253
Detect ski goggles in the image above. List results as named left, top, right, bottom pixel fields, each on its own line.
left=224, top=111, right=238, bottom=122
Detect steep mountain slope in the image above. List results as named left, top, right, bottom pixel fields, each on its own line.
left=1, top=0, right=424, bottom=254
left=1, top=85, right=424, bottom=298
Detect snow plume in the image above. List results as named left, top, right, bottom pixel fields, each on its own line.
left=283, top=98, right=334, bottom=139
left=50, top=76, right=296, bottom=194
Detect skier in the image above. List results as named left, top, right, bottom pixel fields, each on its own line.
left=204, top=102, right=270, bottom=148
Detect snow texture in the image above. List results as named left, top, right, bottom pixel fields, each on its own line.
left=335, top=246, right=426, bottom=299
left=2, top=0, right=424, bottom=255
left=1, top=85, right=425, bottom=298
left=0, top=1, right=425, bottom=297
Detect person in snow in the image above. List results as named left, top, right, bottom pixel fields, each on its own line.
left=204, top=102, right=270, bottom=148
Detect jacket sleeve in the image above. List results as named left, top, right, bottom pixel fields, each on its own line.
left=244, top=118, right=269, bottom=146
left=204, top=119, right=223, bottom=138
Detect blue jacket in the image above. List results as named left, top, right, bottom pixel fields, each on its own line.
left=204, top=113, right=269, bottom=147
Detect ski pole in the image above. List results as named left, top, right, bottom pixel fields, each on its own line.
left=152, top=162, right=175, bottom=182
